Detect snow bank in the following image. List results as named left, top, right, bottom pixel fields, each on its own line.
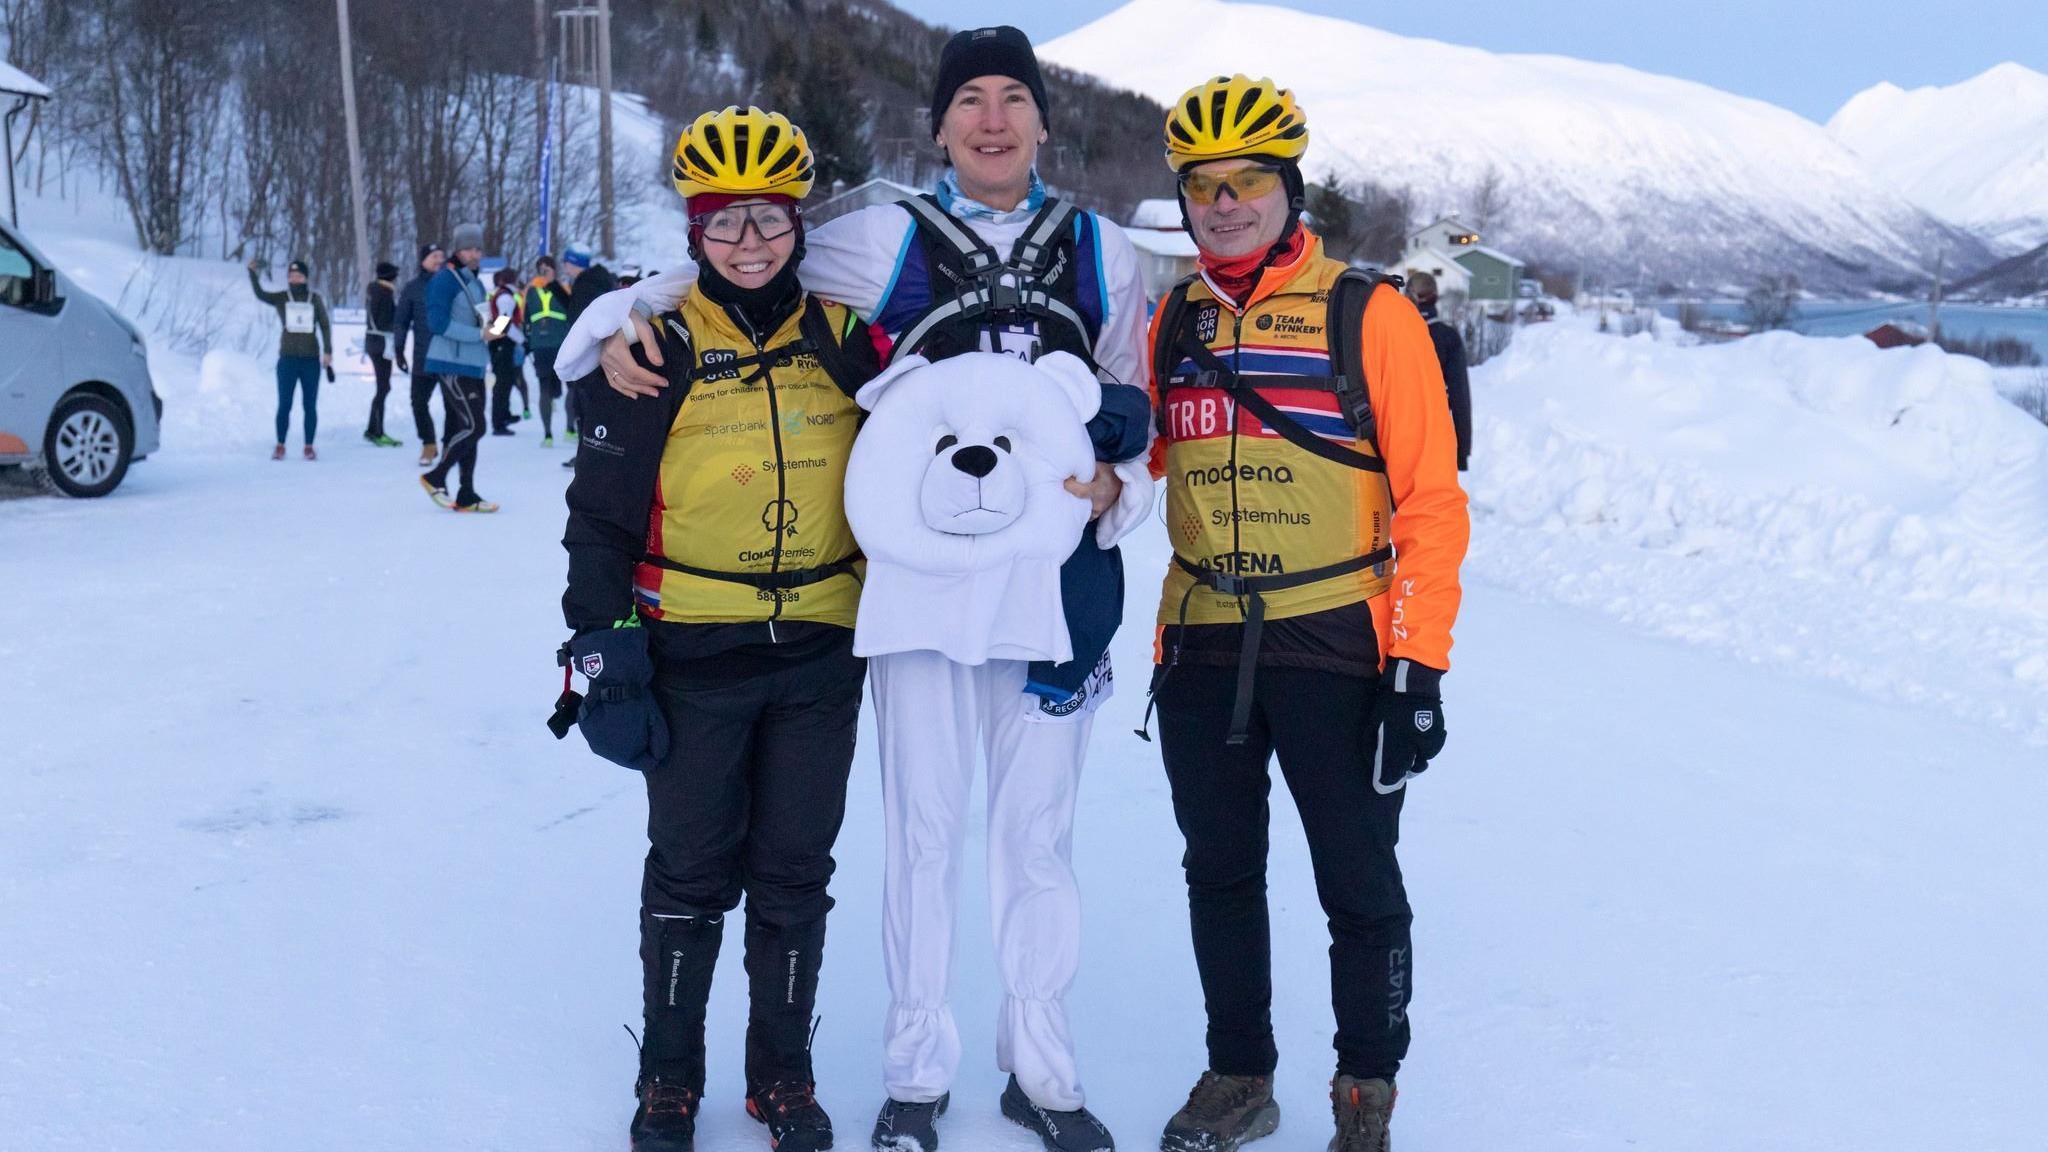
left=1468, top=325, right=2048, bottom=739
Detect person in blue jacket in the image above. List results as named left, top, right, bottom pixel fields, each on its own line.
left=417, top=223, right=501, bottom=512
left=392, top=244, right=446, bottom=465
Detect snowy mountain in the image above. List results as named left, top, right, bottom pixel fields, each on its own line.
left=1829, top=63, right=2048, bottom=253
left=1041, top=0, right=1994, bottom=292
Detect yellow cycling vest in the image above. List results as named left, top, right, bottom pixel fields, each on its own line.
left=633, top=288, right=865, bottom=628
left=1155, top=255, right=1396, bottom=627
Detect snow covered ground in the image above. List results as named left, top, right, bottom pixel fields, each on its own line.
left=6, top=192, right=2048, bottom=1150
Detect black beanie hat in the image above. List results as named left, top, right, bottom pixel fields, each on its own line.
left=418, top=243, right=444, bottom=265
left=375, top=260, right=399, bottom=280
left=929, top=25, right=1050, bottom=136
left=288, top=258, right=310, bottom=277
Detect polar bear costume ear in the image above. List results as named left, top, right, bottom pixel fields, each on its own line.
left=1033, top=351, right=1102, bottom=424
left=855, top=354, right=931, bottom=412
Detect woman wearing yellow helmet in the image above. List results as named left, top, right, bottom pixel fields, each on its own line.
left=1145, top=75, right=1470, bottom=1152
left=561, top=103, right=879, bottom=1152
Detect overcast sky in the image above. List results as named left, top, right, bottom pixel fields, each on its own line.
left=890, top=0, right=2048, bottom=123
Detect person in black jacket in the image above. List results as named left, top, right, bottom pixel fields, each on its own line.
left=363, top=261, right=402, bottom=446
left=392, top=244, right=446, bottom=466
left=1407, top=272, right=1473, bottom=471
left=557, top=108, right=880, bottom=1152
left=555, top=245, right=614, bottom=470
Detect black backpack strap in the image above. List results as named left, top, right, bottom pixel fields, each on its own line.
left=1175, top=333, right=1385, bottom=474
left=1009, top=198, right=1078, bottom=277
left=899, top=194, right=1002, bottom=274
left=1150, top=275, right=1201, bottom=436
left=1151, top=276, right=1199, bottom=392
left=1327, top=269, right=1392, bottom=456
left=797, top=296, right=867, bottom=402
left=641, top=312, right=702, bottom=410
left=892, top=194, right=1095, bottom=363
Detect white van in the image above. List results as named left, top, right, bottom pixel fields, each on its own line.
left=0, top=219, right=161, bottom=496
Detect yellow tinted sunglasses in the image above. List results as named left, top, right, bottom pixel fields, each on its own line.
left=1178, top=165, right=1286, bottom=206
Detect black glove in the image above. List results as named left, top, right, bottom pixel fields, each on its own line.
left=1374, top=658, right=1446, bottom=792
left=569, top=626, right=669, bottom=771
left=395, top=352, right=409, bottom=372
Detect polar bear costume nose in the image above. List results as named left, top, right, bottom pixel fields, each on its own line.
left=951, top=445, right=999, bottom=478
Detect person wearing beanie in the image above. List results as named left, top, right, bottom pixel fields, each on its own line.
left=552, top=28, right=1153, bottom=1152
left=1143, top=75, right=1469, bottom=1152
left=247, top=255, right=333, bottom=461
left=362, top=259, right=404, bottom=447
left=417, top=224, right=500, bottom=512
left=392, top=243, right=447, bottom=464
left=558, top=104, right=881, bottom=1152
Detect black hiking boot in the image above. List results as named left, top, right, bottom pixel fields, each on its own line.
left=631, top=1075, right=700, bottom=1152
left=1326, top=1076, right=1395, bottom=1152
left=1160, top=1072, right=1280, bottom=1152
left=747, top=1080, right=834, bottom=1151
left=870, top=1093, right=948, bottom=1152
left=1000, top=1075, right=1114, bottom=1152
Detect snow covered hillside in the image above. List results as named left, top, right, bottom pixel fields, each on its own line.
left=1042, top=0, right=1993, bottom=292
left=6, top=151, right=2048, bottom=1150
left=1830, top=63, right=2048, bottom=253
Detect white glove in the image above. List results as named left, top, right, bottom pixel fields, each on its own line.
left=553, top=267, right=695, bottom=380
left=1093, top=458, right=1157, bottom=549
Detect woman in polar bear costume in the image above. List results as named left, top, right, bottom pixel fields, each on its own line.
left=845, top=349, right=1139, bottom=1150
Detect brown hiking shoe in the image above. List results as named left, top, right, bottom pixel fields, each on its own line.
left=1161, top=1072, right=1279, bottom=1152
left=1327, top=1076, right=1395, bottom=1152
left=630, top=1075, right=698, bottom=1152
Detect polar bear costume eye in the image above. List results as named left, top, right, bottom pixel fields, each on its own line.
left=993, top=435, right=1012, bottom=452
left=934, top=433, right=959, bottom=454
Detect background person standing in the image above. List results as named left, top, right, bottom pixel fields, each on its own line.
left=1406, top=271, right=1472, bottom=471
left=363, top=260, right=403, bottom=447
left=247, top=257, right=332, bottom=461
left=393, top=244, right=446, bottom=466
left=418, top=224, right=499, bottom=512
left=488, top=266, right=526, bottom=436
left=523, top=255, right=571, bottom=447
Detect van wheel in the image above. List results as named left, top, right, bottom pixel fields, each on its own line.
left=35, top=393, right=132, bottom=498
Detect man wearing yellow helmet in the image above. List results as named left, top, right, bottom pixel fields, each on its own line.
left=1140, top=76, right=1470, bottom=1152
left=558, top=105, right=881, bottom=1152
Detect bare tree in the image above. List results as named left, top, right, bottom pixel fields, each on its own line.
left=1742, top=273, right=1802, bottom=331
left=89, top=0, right=227, bottom=254
left=1307, top=172, right=1412, bottom=265
left=1466, top=162, right=1513, bottom=235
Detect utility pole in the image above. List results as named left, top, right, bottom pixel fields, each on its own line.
left=534, top=0, right=550, bottom=256
left=335, top=0, right=372, bottom=291
left=596, top=0, right=615, bottom=258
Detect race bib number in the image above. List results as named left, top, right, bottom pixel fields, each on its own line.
left=979, top=322, right=1043, bottom=362
left=284, top=301, right=316, bottom=334
left=1021, top=651, right=1114, bottom=725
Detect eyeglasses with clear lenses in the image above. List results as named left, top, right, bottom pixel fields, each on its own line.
left=1177, top=165, right=1285, bottom=206
left=693, top=203, right=800, bottom=244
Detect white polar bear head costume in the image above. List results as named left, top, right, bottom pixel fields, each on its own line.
left=845, top=351, right=1100, bottom=665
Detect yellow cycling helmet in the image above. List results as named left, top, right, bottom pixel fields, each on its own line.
left=671, top=106, right=816, bottom=201
left=1163, top=75, right=1308, bottom=171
